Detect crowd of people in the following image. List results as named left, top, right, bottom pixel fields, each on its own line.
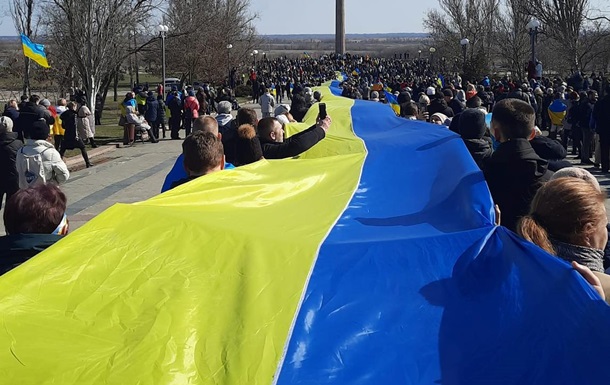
left=1, top=53, right=609, bottom=303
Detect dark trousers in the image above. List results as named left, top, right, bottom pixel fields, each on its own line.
left=169, top=114, right=181, bottom=139
left=183, top=117, right=192, bottom=137
left=54, top=135, right=64, bottom=151
left=601, top=134, right=610, bottom=171
left=581, top=128, right=594, bottom=161
left=571, top=126, right=582, bottom=155
left=60, top=138, right=90, bottom=165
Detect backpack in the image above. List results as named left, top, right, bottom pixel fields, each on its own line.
left=17, top=147, right=50, bottom=188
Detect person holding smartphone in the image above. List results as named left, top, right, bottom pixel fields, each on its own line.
left=257, top=103, right=331, bottom=159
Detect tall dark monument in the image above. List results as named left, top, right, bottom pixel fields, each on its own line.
left=336, top=0, right=346, bottom=54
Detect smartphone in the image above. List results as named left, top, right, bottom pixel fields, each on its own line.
left=319, top=103, right=327, bottom=119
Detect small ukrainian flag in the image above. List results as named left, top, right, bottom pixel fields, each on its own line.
left=384, top=90, right=401, bottom=115
left=21, top=34, right=50, bottom=68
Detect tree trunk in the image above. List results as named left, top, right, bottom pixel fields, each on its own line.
left=113, top=70, right=119, bottom=102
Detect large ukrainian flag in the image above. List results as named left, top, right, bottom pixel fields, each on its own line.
left=21, top=34, right=50, bottom=68
left=0, top=79, right=609, bottom=385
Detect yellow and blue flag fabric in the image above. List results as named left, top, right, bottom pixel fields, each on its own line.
left=384, top=90, right=400, bottom=115
left=20, top=34, right=50, bottom=68
left=0, top=80, right=609, bottom=385
left=548, top=99, right=567, bottom=126
left=303, top=52, right=311, bottom=59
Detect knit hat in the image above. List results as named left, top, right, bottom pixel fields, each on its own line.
left=426, top=86, right=436, bottom=96
left=458, top=109, right=487, bottom=139
left=29, top=119, right=50, bottom=140
left=40, top=99, right=51, bottom=107
left=442, top=89, right=454, bottom=98
left=217, top=101, right=232, bottom=114
left=274, top=104, right=290, bottom=116
left=236, top=124, right=263, bottom=166
left=0, top=116, right=13, bottom=133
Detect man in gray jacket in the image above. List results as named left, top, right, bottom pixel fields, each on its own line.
left=259, top=88, right=275, bottom=118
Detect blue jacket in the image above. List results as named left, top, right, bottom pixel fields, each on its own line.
left=144, top=97, right=158, bottom=123
left=161, top=154, right=235, bottom=193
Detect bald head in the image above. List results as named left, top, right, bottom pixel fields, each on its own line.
left=193, top=116, right=219, bottom=135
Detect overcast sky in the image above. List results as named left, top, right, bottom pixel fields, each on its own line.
left=0, top=0, right=607, bottom=36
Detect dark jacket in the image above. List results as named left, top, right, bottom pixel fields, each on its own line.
left=593, top=95, right=610, bottom=135
left=0, top=132, right=22, bottom=197
left=16, top=102, right=54, bottom=139
left=448, top=98, right=465, bottom=116
left=483, top=138, right=554, bottom=232
left=463, top=137, right=493, bottom=168
left=261, top=124, right=325, bottom=159
left=0, top=234, right=62, bottom=276
left=220, top=120, right=239, bottom=165
left=507, top=90, right=530, bottom=104
left=60, top=109, right=79, bottom=145
left=144, top=96, right=159, bottom=123
left=156, top=98, right=166, bottom=121
left=3, top=107, right=19, bottom=121
left=577, top=100, right=595, bottom=130
left=428, top=98, right=454, bottom=118
left=530, top=135, right=571, bottom=171
left=290, top=94, right=309, bottom=122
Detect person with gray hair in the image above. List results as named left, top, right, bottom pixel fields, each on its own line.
left=551, top=167, right=601, bottom=191
left=0, top=116, right=22, bottom=208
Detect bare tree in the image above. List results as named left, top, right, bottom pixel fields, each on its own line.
left=424, top=0, right=500, bottom=80
left=42, top=0, right=158, bottom=113
left=10, top=0, right=38, bottom=95
left=522, top=0, right=610, bottom=70
left=166, top=0, right=257, bottom=84
left=493, top=0, right=529, bottom=79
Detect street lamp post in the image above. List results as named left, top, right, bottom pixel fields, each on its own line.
left=158, top=24, right=169, bottom=96
left=252, top=49, right=258, bottom=68
left=460, top=38, right=469, bottom=74
left=527, top=19, right=541, bottom=64
left=418, top=49, right=422, bottom=60
left=226, top=44, right=233, bottom=87
left=429, top=47, right=436, bottom=67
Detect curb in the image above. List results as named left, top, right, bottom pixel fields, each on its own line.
left=65, top=145, right=117, bottom=168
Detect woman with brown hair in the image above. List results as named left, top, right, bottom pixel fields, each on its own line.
left=518, top=177, right=609, bottom=300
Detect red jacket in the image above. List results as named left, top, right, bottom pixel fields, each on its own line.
left=184, top=96, right=200, bottom=118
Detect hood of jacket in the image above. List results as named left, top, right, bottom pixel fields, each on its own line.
left=0, top=132, right=20, bottom=146
left=24, top=138, right=55, bottom=153
left=463, top=137, right=493, bottom=161
left=216, top=114, right=233, bottom=127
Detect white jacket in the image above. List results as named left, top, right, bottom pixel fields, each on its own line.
left=16, top=139, right=70, bottom=188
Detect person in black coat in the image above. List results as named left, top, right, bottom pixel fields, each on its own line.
left=168, top=91, right=183, bottom=140
left=458, top=109, right=492, bottom=169
left=257, top=116, right=330, bottom=159
left=15, top=95, right=54, bottom=140
left=156, top=94, right=167, bottom=139
left=0, top=117, right=22, bottom=209
left=483, top=99, right=554, bottom=232
left=427, top=96, right=454, bottom=118
left=59, top=102, right=92, bottom=167
left=529, top=129, right=571, bottom=171
left=144, top=92, right=159, bottom=139
left=444, top=89, right=464, bottom=116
